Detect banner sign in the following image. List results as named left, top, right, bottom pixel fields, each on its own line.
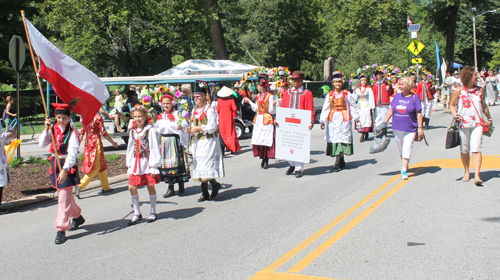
left=275, top=107, right=311, bottom=163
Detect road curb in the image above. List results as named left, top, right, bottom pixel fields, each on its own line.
left=0, top=174, right=129, bottom=211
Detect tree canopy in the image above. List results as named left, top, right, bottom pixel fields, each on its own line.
left=1, top=0, right=500, bottom=88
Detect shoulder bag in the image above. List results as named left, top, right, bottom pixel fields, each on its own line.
left=445, top=118, right=460, bottom=149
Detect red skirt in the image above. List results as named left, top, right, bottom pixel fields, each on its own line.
left=129, top=174, right=161, bottom=187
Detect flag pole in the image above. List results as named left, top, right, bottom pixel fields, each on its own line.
left=21, top=10, right=62, bottom=171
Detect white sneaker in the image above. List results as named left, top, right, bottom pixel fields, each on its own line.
left=401, top=170, right=409, bottom=180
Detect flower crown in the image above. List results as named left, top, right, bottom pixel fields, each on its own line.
left=133, top=104, right=150, bottom=113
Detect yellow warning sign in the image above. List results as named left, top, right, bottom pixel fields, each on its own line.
left=412, top=57, right=422, bottom=64
left=407, top=40, right=425, bottom=56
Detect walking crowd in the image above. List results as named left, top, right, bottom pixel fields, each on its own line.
left=0, top=64, right=496, bottom=245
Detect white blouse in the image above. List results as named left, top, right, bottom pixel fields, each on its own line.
left=126, top=124, right=160, bottom=175
left=153, top=111, right=189, bottom=148
left=39, top=125, right=79, bottom=170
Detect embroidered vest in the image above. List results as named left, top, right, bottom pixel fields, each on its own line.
left=49, top=123, right=74, bottom=155
left=133, top=128, right=150, bottom=160
left=192, top=107, right=219, bottom=139
left=328, top=90, right=350, bottom=122
left=253, top=92, right=274, bottom=125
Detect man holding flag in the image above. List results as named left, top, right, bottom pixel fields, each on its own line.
left=23, top=13, right=109, bottom=244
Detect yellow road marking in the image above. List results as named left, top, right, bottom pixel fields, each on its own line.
left=264, top=173, right=400, bottom=272
left=288, top=168, right=424, bottom=273
left=412, top=154, right=500, bottom=169
left=249, top=270, right=339, bottom=280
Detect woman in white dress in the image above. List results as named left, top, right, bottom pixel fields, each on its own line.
left=245, top=74, right=276, bottom=169
left=188, top=81, right=224, bottom=202
left=320, top=71, right=359, bottom=171
left=354, top=74, right=375, bottom=142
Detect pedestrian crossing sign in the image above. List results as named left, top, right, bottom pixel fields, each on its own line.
left=407, top=39, right=425, bottom=56
left=412, top=57, right=422, bottom=64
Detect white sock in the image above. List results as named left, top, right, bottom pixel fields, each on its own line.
left=401, top=167, right=407, bottom=172
left=131, top=195, right=140, bottom=216
left=149, top=194, right=157, bottom=215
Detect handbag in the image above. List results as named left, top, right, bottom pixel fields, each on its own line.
left=414, top=130, right=429, bottom=145
left=445, top=119, right=460, bottom=149
left=465, top=89, right=494, bottom=137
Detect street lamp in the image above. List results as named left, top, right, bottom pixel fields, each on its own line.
left=472, top=8, right=496, bottom=71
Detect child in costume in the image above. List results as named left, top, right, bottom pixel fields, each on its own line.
left=126, top=104, right=161, bottom=225
left=0, top=131, right=15, bottom=214
left=153, top=94, right=190, bottom=198
left=189, top=81, right=224, bottom=202
left=39, top=103, right=85, bottom=244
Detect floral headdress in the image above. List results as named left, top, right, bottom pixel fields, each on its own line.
left=131, top=104, right=153, bottom=128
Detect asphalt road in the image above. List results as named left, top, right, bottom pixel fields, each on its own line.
left=2, top=103, right=500, bottom=280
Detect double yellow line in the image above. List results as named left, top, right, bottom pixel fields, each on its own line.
left=250, top=168, right=424, bottom=279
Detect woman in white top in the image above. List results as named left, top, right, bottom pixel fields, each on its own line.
left=485, top=70, right=498, bottom=106
left=354, top=74, right=375, bottom=142
left=450, top=66, right=493, bottom=186
left=188, top=81, right=224, bottom=202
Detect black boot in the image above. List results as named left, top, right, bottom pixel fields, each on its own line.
left=364, top=132, right=369, bottom=140
left=163, top=184, right=175, bottom=198
left=263, top=158, right=269, bottom=169
left=360, top=133, right=365, bottom=143
left=340, top=154, right=346, bottom=169
left=70, top=215, right=85, bottom=230
left=209, top=179, right=221, bottom=200
left=178, top=181, right=185, bottom=195
left=424, top=118, right=429, bottom=130
left=332, top=155, right=341, bottom=171
left=198, top=182, right=210, bottom=202
left=261, top=158, right=266, bottom=168
left=55, top=231, right=67, bottom=244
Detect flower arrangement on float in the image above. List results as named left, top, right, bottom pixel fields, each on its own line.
left=240, top=66, right=291, bottom=98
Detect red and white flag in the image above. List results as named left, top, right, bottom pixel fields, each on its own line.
left=407, top=15, right=413, bottom=26
left=23, top=17, right=109, bottom=126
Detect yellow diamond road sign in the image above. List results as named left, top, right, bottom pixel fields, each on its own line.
left=408, top=39, right=425, bottom=56
left=412, top=57, right=422, bottom=64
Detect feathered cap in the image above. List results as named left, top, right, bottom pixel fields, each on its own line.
left=332, top=71, right=345, bottom=82
left=53, top=103, right=70, bottom=116
left=257, top=74, right=269, bottom=88
left=193, top=80, right=208, bottom=96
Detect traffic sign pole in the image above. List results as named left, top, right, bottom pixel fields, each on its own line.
left=9, top=35, right=25, bottom=158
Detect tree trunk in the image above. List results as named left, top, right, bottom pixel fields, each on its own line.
left=205, top=0, right=229, bottom=60
left=445, top=4, right=459, bottom=71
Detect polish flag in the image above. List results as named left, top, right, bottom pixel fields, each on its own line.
left=407, top=15, right=413, bottom=26
left=24, top=17, right=109, bottom=126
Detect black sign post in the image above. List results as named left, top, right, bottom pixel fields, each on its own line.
left=9, top=35, right=26, bottom=158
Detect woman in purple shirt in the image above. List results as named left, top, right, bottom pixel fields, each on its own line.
left=384, top=77, right=424, bottom=179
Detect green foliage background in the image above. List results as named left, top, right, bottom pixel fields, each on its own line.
left=1, top=0, right=500, bottom=87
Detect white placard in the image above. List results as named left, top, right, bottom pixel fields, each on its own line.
left=411, top=31, right=418, bottom=39
left=275, top=107, right=311, bottom=163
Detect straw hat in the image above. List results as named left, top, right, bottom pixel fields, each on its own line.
left=217, top=86, right=234, bottom=98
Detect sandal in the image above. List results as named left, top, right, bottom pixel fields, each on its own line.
left=127, top=214, right=142, bottom=226
left=474, top=179, right=483, bottom=186
left=146, top=213, right=157, bottom=223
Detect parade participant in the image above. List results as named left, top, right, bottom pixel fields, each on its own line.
left=189, top=81, right=224, bottom=201
left=216, top=86, right=241, bottom=154
left=154, top=94, right=190, bottom=198
left=74, top=113, right=119, bottom=199
left=354, top=74, right=375, bottom=142
left=277, top=71, right=314, bottom=178
left=384, top=77, right=424, bottom=180
left=3, top=96, right=16, bottom=130
left=372, top=68, right=394, bottom=127
left=441, top=72, right=453, bottom=113
left=485, top=69, right=498, bottom=106
left=126, top=104, right=161, bottom=225
left=245, top=74, right=276, bottom=169
left=320, top=71, right=359, bottom=171
left=39, top=103, right=84, bottom=244
left=391, top=72, right=401, bottom=95
left=450, top=66, right=493, bottom=186
left=0, top=131, right=15, bottom=214
left=415, top=72, right=436, bottom=130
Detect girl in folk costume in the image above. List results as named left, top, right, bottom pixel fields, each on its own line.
left=39, top=103, right=85, bottom=244
left=354, top=74, right=375, bottom=142
left=189, top=81, right=224, bottom=202
left=216, top=86, right=241, bottom=154
left=245, top=74, right=277, bottom=169
left=75, top=113, right=119, bottom=199
left=126, top=104, right=161, bottom=225
left=320, top=71, right=359, bottom=171
left=153, top=94, right=190, bottom=198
